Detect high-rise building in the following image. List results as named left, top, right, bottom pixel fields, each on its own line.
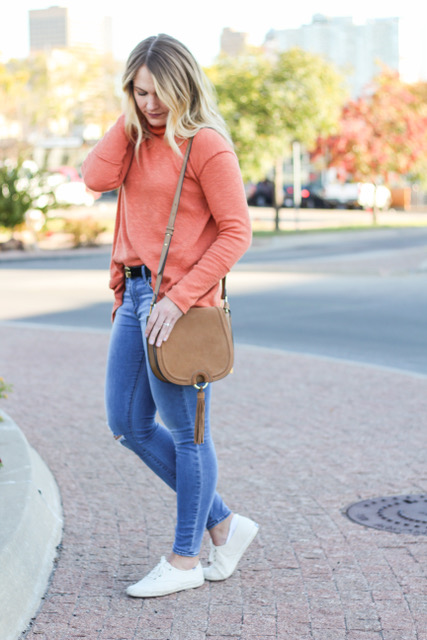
left=29, top=6, right=113, bottom=55
left=264, top=15, right=416, bottom=97
left=220, top=28, right=249, bottom=57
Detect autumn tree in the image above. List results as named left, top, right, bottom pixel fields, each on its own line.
left=314, top=70, right=427, bottom=217
left=1, top=48, right=122, bottom=148
left=407, top=81, right=427, bottom=188
left=207, top=48, right=346, bottom=226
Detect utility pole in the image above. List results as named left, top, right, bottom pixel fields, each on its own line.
left=292, top=141, right=301, bottom=230
left=274, top=157, right=284, bottom=232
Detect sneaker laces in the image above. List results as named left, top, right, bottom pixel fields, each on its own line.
left=145, top=556, right=170, bottom=581
left=208, top=541, right=218, bottom=564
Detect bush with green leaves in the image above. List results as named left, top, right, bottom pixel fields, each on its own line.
left=0, top=158, right=58, bottom=233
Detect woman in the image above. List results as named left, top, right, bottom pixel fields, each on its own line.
left=82, top=34, right=258, bottom=598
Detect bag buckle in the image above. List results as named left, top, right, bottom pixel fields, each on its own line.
left=192, top=372, right=210, bottom=391
left=193, top=381, right=209, bottom=391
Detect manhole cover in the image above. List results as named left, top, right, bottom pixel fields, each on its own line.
left=345, top=494, right=427, bottom=535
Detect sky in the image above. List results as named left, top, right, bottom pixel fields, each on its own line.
left=1, top=0, right=426, bottom=66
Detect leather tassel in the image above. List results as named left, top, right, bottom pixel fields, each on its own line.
left=194, top=388, right=206, bottom=444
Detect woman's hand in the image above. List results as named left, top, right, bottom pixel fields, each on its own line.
left=145, top=296, right=183, bottom=347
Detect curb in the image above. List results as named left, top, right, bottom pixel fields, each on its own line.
left=0, top=411, right=63, bottom=640
left=0, top=244, right=112, bottom=264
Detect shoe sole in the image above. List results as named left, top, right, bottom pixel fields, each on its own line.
left=203, top=522, right=259, bottom=581
left=127, top=576, right=205, bottom=598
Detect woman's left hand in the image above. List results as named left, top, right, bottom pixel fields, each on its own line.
left=146, top=296, right=183, bottom=347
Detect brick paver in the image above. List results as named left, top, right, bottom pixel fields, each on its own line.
left=1, top=324, right=427, bottom=640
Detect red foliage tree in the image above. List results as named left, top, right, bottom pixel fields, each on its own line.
left=314, top=70, right=427, bottom=186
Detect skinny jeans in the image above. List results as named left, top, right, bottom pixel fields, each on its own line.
left=105, top=271, right=231, bottom=556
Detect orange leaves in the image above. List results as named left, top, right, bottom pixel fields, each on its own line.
left=313, top=70, right=427, bottom=184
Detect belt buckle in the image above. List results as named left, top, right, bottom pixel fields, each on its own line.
left=124, top=266, right=132, bottom=278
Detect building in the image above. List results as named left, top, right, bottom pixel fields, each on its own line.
left=220, top=28, right=249, bottom=57
left=29, top=6, right=113, bottom=55
left=264, top=15, right=408, bottom=97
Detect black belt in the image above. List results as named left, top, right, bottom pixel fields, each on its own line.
left=124, top=265, right=151, bottom=279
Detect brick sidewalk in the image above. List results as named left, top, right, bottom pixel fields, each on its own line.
left=1, top=324, right=427, bottom=640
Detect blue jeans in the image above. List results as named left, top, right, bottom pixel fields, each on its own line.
left=105, top=272, right=231, bottom=556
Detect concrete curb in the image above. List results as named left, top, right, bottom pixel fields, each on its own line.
left=0, top=410, right=63, bottom=640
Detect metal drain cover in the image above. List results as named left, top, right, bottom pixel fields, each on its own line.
left=346, top=494, right=427, bottom=535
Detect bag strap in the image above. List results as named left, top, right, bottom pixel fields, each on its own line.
left=149, top=138, right=192, bottom=314
left=149, top=137, right=228, bottom=315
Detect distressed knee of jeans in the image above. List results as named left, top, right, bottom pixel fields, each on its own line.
left=115, top=434, right=133, bottom=451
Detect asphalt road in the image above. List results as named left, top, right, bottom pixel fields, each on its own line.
left=1, top=227, right=426, bottom=375
left=231, top=227, right=427, bottom=375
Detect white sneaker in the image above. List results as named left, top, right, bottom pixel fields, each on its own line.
left=126, top=556, right=204, bottom=597
left=203, top=515, right=259, bottom=581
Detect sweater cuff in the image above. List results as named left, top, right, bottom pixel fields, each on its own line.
left=165, top=290, right=190, bottom=315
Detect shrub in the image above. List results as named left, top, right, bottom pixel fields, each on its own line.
left=63, top=217, right=107, bottom=247
left=0, top=158, right=57, bottom=234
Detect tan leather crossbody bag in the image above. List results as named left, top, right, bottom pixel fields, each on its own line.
left=147, top=138, right=234, bottom=444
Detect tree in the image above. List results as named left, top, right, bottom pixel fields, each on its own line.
left=207, top=53, right=276, bottom=182
left=1, top=48, right=122, bottom=145
left=407, top=81, right=427, bottom=189
left=207, top=48, right=347, bottom=226
left=314, top=70, right=427, bottom=219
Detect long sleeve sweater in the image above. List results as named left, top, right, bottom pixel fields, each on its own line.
left=82, top=115, right=252, bottom=317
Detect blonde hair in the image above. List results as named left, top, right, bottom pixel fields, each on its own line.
left=122, top=34, right=232, bottom=155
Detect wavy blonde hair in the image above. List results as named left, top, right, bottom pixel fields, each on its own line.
left=122, top=34, right=232, bottom=155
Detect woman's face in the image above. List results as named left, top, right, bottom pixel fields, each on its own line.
left=133, top=65, right=169, bottom=128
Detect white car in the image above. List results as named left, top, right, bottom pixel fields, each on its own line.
left=321, top=182, right=391, bottom=210
left=54, top=180, right=95, bottom=207
left=357, top=184, right=391, bottom=210
left=43, top=171, right=95, bottom=207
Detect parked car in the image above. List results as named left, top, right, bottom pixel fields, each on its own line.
left=48, top=166, right=101, bottom=207
left=282, top=184, right=327, bottom=208
left=319, top=182, right=392, bottom=210
left=247, top=180, right=327, bottom=208
left=357, top=184, right=392, bottom=210
left=247, top=180, right=274, bottom=206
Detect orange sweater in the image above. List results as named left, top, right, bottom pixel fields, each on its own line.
left=82, top=115, right=252, bottom=316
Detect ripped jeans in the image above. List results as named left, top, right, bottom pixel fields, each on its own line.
left=105, top=272, right=231, bottom=557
